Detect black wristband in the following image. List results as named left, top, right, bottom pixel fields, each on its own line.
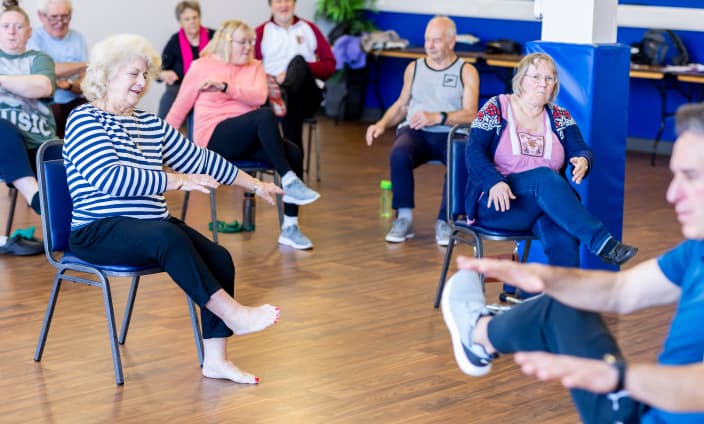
left=440, top=111, right=448, bottom=125
left=221, top=82, right=228, bottom=92
left=603, top=354, right=627, bottom=392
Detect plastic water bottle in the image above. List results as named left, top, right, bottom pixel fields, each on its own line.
left=380, top=179, right=392, bottom=218
left=242, top=192, right=256, bottom=230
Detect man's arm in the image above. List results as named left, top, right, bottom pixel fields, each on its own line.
left=365, top=62, right=415, bottom=146
left=627, top=362, right=704, bottom=411
left=308, top=22, right=336, bottom=80
left=445, top=62, right=479, bottom=126
left=514, top=353, right=704, bottom=412
left=457, top=256, right=680, bottom=314
left=0, top=74, right=53, bottom=98
left=55, top=62, right=86, bottom=79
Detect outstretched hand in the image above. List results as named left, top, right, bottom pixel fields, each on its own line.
left=180, top=174, right=220, bottom=194
left=457, top=256, right=545, bottom=293
left=254, top=181, right=283, bottom=205
left=514, top=352, right=619, bottom=393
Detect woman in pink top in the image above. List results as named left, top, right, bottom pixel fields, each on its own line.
left=166, top=20, right=319, bottom=250
left=466, top=53, right=637, bottom=273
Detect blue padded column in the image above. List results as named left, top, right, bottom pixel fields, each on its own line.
left=522, top=42, right=631, bottom=270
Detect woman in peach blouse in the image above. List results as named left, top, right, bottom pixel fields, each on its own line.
left=166, top=20, right=319, bottom=250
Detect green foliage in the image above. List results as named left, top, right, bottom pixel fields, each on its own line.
left=315, top=0, right=377, bottom=35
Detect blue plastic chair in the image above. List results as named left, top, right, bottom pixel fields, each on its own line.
left=33, top=139, right=204, bottom=385
left=433, top=123, right=537, bottom=308
left=180, top=113, right=283, bottom=244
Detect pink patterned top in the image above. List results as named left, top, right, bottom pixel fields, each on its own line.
left=493, top=94, right=565, bottom=176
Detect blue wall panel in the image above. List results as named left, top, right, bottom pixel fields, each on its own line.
left=369, top=10, right=704, bottom=143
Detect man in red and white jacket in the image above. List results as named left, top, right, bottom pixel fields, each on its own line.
left=255, top=0, right=336, bottom=150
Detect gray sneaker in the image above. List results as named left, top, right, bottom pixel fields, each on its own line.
left=278, top=224, right=313, bottom=250
left=282, top=178, right=320, bottom=205
left=435, top=219, right=452, bottom=246
left=385, top=218, right=414, bottom=243
left=441, top=270, right=497, bottom=376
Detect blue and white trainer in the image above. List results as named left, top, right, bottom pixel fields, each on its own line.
left=282, top=178, right=320, bottom=206
left=441, top=269, right=498, bottom=376
left=278, top=225, right=313, bottom=250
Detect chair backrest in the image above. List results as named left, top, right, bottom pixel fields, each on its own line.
left=36, top=140, right=71, bottom=259
left=446, top=123, right=471, bottom=223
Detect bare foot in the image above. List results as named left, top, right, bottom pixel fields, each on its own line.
left=229, top=304, right=280, bottom=336
left=202, top=359, right=259, bottom=384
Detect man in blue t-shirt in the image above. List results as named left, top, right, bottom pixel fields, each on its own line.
left=27, top=0, right=87, bottom=138
left=441, top=102, right=704, bottom=423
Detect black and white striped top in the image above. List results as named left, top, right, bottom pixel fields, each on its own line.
left=63, top=103, right=238, bottom=229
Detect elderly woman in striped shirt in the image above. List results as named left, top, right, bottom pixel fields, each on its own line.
left=63, top=34, right=280, bottom=385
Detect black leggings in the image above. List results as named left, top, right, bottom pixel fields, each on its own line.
left=280, top=55, right=322, bottom=150
left=489, top=295, right=646, bottom=423
left=70, top=216, right=235, bottom=339
left=208, top=108, right=302, bottom=217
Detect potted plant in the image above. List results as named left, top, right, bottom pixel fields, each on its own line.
left=315, top=0, right=377, bottom=41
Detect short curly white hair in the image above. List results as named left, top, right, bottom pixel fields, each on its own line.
left=81, top=34, right=161, bottom=103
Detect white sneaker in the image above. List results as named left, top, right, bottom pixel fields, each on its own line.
left=282, top=178, right=320, bottom=206
left=441, top=270, right=497, bottom=377
left=385, top=218, right=414, bottom=243
left=278, top=225, right=313, bottom=250
left=435, top=219, right=452, bottom=246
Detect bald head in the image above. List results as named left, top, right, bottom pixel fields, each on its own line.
left=424, top=16, right=456, bottom=64
left=427, top=16, right=456, bottom=40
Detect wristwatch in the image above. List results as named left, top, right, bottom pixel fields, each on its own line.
left=440, top=111, right=448, bottom=125
left=603, top=353, right=627, bottom=392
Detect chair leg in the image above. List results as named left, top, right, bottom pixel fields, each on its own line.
left=180, top=191, right=190, bottom=221
left=34, top=272, right=64, bottom=361
left=209, top=188, right=218, bottom=244
left=475, top=238, right=486, bottom=289
left=119, top=276, right=140, bottom=345
left=187, top=299, right=204, bottom=367
left=434, top=232, right=457, bottom=308
left=5, top=187, right=17, bottom=236
left=520, top=240, right=532, bottom=263
left=314, top=121, right=321, bottom=182
left=305, top=122, right=312, bottom=181
left=274, top=173, right=284, bottom=227
left=98, top=275, right=124, bottom=385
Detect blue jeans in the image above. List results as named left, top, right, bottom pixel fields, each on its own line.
left=476, top=167, right=612, bottom=266
left=389, top=126, right=447, bottom=220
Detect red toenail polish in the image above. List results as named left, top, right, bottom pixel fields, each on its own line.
left=255, top=377, right=260, bottom=383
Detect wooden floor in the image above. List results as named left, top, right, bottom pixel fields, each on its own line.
left=0, top=117, right=682, bottom=423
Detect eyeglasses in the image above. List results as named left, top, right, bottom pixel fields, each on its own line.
left=42, top=13, right=71, bottom=24
left=231, top=38, right=255, bottom=47
left=525, top=73, right=556, bottom=85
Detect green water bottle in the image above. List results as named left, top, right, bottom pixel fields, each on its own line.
left=380, top=179, right=392, bottom=218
